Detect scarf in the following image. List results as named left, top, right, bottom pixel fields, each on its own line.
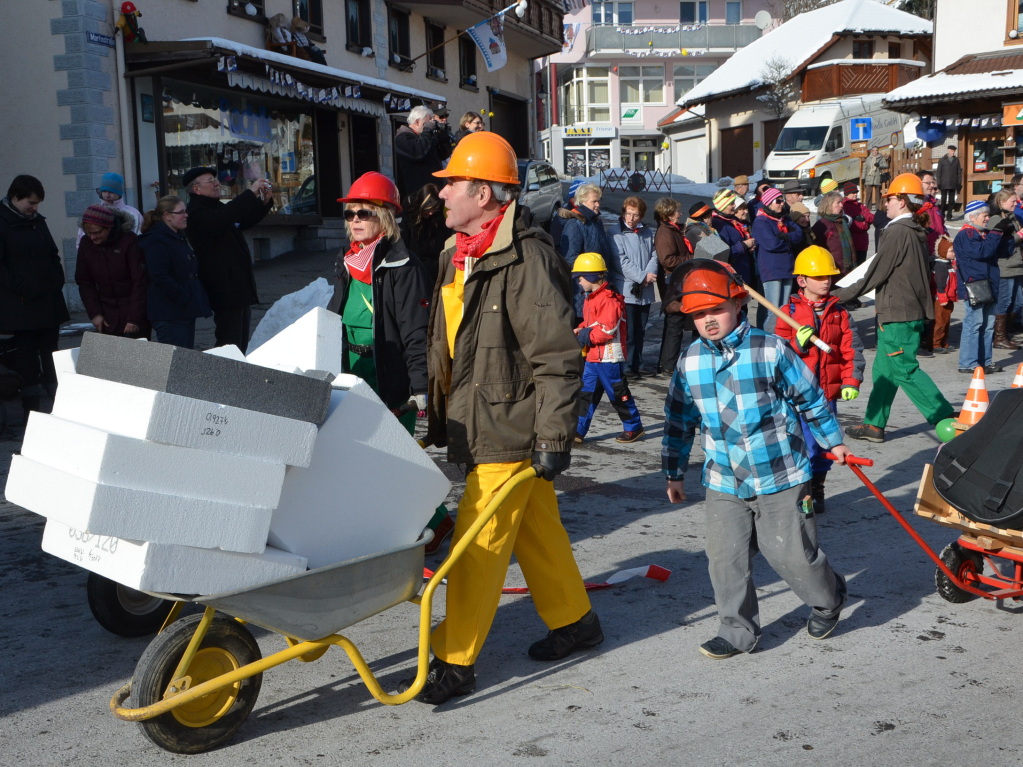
left=756, top=207, right=788, bottom=233
left=343, top=236, right=381, bottom=284
left=451, top=206, right=508, bottom=271
left=821, top=213, right=855, bottom=273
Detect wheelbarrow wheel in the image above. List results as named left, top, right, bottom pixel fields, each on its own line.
left=935, top=542, right=983, bottom=603
left=86, top=572, right=174, bottom=637
left=133, top=613, right=262, bottom=754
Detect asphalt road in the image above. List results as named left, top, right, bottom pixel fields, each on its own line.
left=1, top=227, right=1021, bottom=765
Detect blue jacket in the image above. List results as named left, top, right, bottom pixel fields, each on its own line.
left=611, top=218, right=657, bottom=305
left=711, top=212, right=756, bottom=287
left=140, top=221, right=212, bottom=322
left=954, top=225, right=1004, bottom=302
left=752, top=208, right=803, bottom=283
left=662, top=319, right=841, bottom=499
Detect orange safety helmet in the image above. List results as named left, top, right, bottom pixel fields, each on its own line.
left=337, top=171, right=402, bottom=212
left=433, top=131, right=519, bottom=185
left=678, top=261, right=749, bottom=314
left=885, top=172, right=924, bottom=197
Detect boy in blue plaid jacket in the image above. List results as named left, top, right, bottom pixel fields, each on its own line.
left=662, top=261, right=850, bottom=660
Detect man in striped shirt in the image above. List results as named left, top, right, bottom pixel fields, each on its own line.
left=662, top=261, right=850, bottom=660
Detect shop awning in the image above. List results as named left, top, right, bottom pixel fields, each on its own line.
left=125, top=38, right=445, bottom=110
left=885, top=49, right=1023, bottom=111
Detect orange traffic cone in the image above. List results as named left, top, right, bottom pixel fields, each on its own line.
left=1012, top=363, right=1023, bottom=389
left=956, top=366, right=989, bottom=427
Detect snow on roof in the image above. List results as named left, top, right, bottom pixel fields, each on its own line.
left=886, top=68, right=1023, bottom=106
left=676, top=0, right=931, bottom=108
left=182, top=37, right=444, bottom=102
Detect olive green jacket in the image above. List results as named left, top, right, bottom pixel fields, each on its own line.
left=424, top=201, right=582, bottom=464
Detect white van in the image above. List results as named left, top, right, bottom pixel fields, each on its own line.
left=763, top=96, right=908, bottom=194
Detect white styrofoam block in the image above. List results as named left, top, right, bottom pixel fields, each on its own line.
left=268, top=375, right=451, bottom=569
left=246, top=307, right=345, bottom=377
left=7, top=455, right=273, bottom=553
left=248, top=277, right=334, bottom=353
left=204, top=345, right=246, bottom=361
left=41, top=519, right=307, bottom=595
left=52, top=347, right=79, bottom=385
left=20, top=412, right=285, bottom=508
left=50, top=371, right=318, bottom=467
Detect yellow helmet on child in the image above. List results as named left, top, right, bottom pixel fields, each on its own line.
left=793, top=245, right=840, bottom=277
left=572, top=252, right=607, bottom=273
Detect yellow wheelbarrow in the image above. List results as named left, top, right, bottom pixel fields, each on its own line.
left=110, top=465, right=539, bottom=754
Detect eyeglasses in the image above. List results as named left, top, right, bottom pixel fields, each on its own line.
left=194, top=178, right=218, bottom=187
left=344, top=208, right=379, bottom=221
left=167, top=209, right=187, bottom=215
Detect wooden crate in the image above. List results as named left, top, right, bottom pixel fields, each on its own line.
left=914, top=464, right=1023, bottom=551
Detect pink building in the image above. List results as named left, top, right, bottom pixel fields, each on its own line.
left=536, top=0, right=776, bottom=180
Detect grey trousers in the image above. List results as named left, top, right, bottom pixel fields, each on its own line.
left=704, top=484, right=846, bottom=652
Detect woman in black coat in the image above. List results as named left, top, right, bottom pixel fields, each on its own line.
left=0, top=175, right=70, bottom=414
left=138, top=196, right=212, bottom=349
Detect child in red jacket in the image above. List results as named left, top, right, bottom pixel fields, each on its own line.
left=775, top=245, right=865, bottom=513
left=572, top=252, right=644, bottom=443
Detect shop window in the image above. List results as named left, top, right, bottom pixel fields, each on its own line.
left=459, top=35, right=478, bottom=89
left=158, top=79, right=316, bottom=215
left=725, top=1, right=742, bottom=24
left=852, top=39, right=874, bottom=59
left=620, top=65, right=664, bottom=105
left=679, top=1, right=708, bottom=24
left=559, top=66, right=610, bottom=125
left=673, top=63, right=715, bottom=98
left=346, top=0, right=372, bottom=51
left=227, top=0, right=266, bottom=22
left=425, top=20, right=446, bottom=81
left=389, top=6, right=412, bottom=70
left=592, top=1, right=633, bottom=26
left=1009, top=1, right=1023, bottom=42
left=294, top=0, right=323, bottom=38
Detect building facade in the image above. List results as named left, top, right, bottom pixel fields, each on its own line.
left=3, top=0, right=563, bottom=309
left=536, top=0, right=774, bottom=181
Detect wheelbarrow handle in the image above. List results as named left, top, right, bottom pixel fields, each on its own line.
left=824, top=452, right=874, bottom=467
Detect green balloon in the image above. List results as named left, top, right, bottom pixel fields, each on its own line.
left=935, top=418, right=958, bottom=443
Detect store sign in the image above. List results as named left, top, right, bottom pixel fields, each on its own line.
left=563, top=126, right=617, bottom=139
left=220, top=100, right=273, bottom=143
left=1004, top=103, right=1023, bottom=126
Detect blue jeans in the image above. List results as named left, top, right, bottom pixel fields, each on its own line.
left=958, top=302, right=996, bottom=369
left=996, top=275, right=1022, bottom=316
left=755, top=279, right=793, bottom=333
left=153, top=319, right=197, bottom=349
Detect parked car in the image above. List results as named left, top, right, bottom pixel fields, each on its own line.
left=517, top=159, right=562, bottom=231
left=282, top=175, right=316, bottom=215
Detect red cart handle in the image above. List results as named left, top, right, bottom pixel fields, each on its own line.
left=824, top=452, right=874, bottom=466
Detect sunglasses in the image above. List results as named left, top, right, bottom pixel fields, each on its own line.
left=344, top=208, right=379, bottom=221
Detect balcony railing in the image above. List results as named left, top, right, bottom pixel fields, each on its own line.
left=802, top=62, right=924, bottom=102
left=585, top=23, right=761, bottom=55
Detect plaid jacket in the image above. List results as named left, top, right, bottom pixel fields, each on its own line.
left=662, top=319, right=842, bottom=499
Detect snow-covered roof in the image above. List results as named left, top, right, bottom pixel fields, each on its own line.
left=885, top=69, right=1023, bottom=106
left=676, top=0, right=931, bottom=108
left=181, top=37, right=444, bottom=102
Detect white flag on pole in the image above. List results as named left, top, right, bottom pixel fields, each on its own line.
left=467, top=14, right=508, bottom=73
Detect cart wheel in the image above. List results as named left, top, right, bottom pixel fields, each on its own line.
left=132, top=613, right=262, bottom=754
left=935, top=542, right=983, bottom=603
left=86, top=573, right=175, bottom=637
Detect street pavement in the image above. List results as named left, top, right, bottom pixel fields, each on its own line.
left=1, top=226, right=1022, bottom=765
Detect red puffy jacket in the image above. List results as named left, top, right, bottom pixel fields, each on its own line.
left=774, top=292, right=864, bottom=401
left=578, top=282, right=628, bottom=363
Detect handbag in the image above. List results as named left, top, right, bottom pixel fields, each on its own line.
left=964, top=278, right=994, bottom=307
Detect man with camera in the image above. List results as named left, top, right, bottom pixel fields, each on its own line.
left=394, top=105, right=445, bottom=204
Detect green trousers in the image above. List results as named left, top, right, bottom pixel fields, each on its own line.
left=864, top=319, right=955, bottom=428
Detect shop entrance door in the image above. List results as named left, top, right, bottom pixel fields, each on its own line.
left=349, top=113, right=379, bottom=184
left=964, top=129, right=1006, bottom=205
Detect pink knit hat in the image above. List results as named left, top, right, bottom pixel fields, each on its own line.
left=81, top=205, right=115, bottom=229
left=761, top=187, right=782, bottom=206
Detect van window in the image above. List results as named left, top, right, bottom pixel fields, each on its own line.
left=775, top=126, right=828, bottom=152
left=825, top=126, right=844, bottom=153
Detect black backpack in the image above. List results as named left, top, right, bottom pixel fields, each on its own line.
left=933, top=388, right=1023, bottom=530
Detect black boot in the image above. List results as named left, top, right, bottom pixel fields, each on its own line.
left=398, top=658, right=476, bottom=705
left=811, top=472, right=827, bottom=515
left=528, top=610, right=604, bottom=660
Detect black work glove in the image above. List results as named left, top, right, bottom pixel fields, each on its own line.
left=992, top=217, right=1016, bottom=235
left=576, top=327, right=592, bottom=347
left=532, top=451, right=571, bottom=480
left=854, top=215, right=865, bottom=222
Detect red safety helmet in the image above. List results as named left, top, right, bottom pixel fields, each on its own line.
left=121, top=2, right=138, bottom=14
left=677, top=260, right=749, bottom=314
left=337, top=171, right=402, bottom=212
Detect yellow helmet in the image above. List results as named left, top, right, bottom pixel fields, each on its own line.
left=793, top=245, right=840, bottom=277
left=572, top=252, right=607, bottom=273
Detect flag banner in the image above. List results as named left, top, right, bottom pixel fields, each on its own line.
left=467, top=14, right=508, bottom=73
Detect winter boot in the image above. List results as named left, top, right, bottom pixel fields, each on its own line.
left=994, top=314, right=1019, bottom=350
left=811, top=472, right=827, bottom=515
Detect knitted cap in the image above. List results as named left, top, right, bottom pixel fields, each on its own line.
left=819, top=178, right=839, bottom=194
left=82, top=204, right=116, bottom=229
left=842, top=181, right=859, bottom=195
left=761, top=187, right=783, bottom=206
left=567, top=179, right=584, bottom=202
left=98, top=172, right=124, bottom=197
left=713, top=189, right=737, bottom=209
left=965, top=199, right=988, bottom=217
